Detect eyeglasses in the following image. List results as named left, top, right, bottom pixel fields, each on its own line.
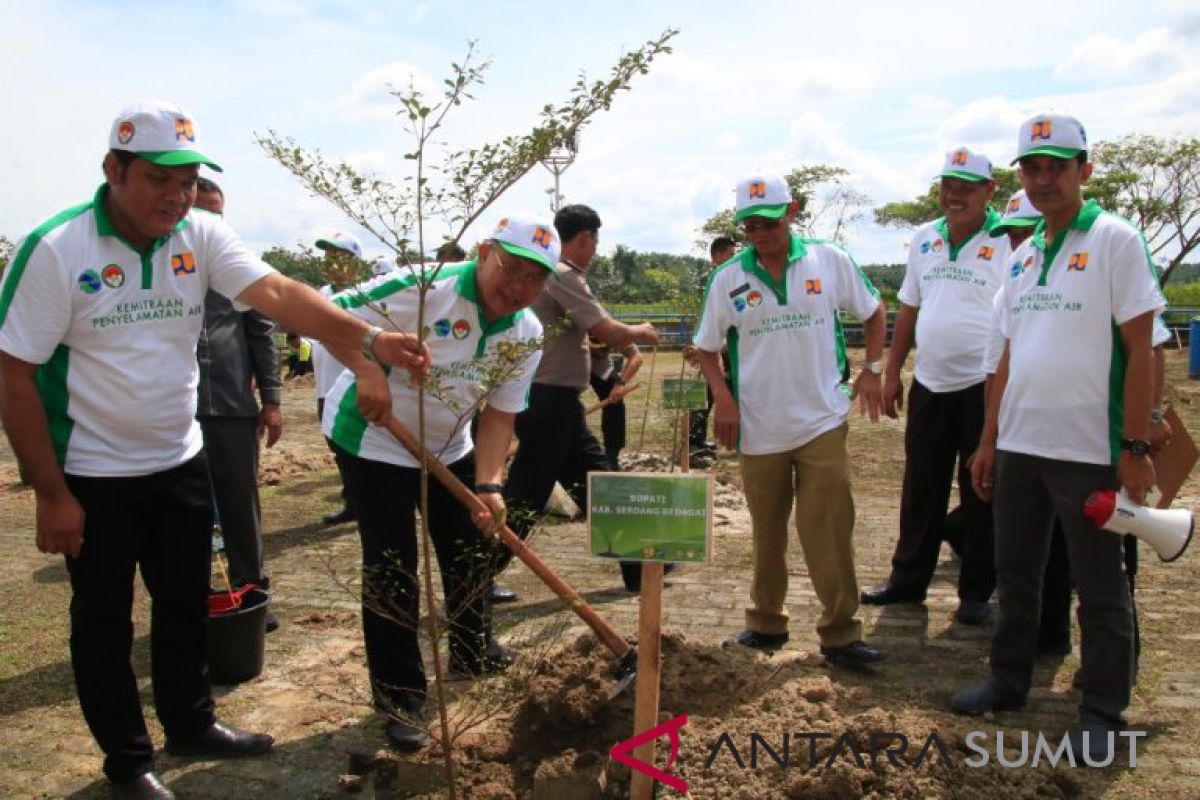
left=494, top=248, right=549, bottom=291
left=739, top=216, right=784, bottom=234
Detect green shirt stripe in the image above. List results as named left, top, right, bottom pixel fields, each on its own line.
left=0, top=202, right=93, bottom=327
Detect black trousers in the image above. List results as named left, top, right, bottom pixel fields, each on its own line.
left=334, top=446, right=493, bottom=712
left=889, top=379, right=994, bottom=603
left=990, top=451, right=1133, bottom=724
left=64, top=454, right=216, bottom=782
left=317, top=398, right=353, bottom=513
left=199, top=416, right=265, bottom=586
left=505, top=383, right=641, bottom=588
left=588, top=372, right=625, bottom=469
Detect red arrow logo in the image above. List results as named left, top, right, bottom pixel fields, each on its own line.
left=609, top=713, right=689, bottom=794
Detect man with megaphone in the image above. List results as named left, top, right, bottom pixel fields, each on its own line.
left=949, top=113, right=1166, bottom=762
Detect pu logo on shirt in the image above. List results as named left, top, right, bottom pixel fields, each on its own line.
left=452, top=319, right=471, bottom=339
left=977, top=246, right=995, bottom=261
left=531, top=227, right=553, bottom=249
left=1067, top=252, right=1089, bottom=272
left=805, top=279, right=822, bottom=295
left=171, top=252, right=197, bottom=276
left=77, top=269, right=103, bottom=294
left=746, top=290, right=763, bottom=308
left=174, top=117, right=195, bottom=143
left=433, top=318, right=453, bottom=338
left=1030, top=119, right=1052, bottom=141
left=1006, top=196, right=1022, bottom=214
left=748, top=181, right=766, bottom=200
left=951, top=149, right=969, bottom=166
left=117, top=121, right=135, bottom=145
left=101, top=264, right=126, bottom=288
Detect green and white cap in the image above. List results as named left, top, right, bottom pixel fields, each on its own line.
left=315, top=232, right=363, bottom=258
left=990, top=189, right=1043, bottom=236
left=491, top=215, right=560, bottom=272
left=940, top=147, right=992, bottom=183
left=108, top=100, right=222, bottom=172
left=1013, top=113, right=1086, bottom=163
left=734, top=174, right=791, bottom=221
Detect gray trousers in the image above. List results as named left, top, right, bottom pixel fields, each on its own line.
left=199, top=416, right=265, bottom=587
left=990, top=450, right=1132, bottom=724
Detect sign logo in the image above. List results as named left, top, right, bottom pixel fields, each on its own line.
left=171, top=252, right=196, bottom=276
left=452, top=319, right=471, bottom=339
left=117, top=121, right=135, bottom=144
left=610, top=713, right=689, bottom=795
left=174, top=117, right=195, bottom=142
left=531, top=227, right=553, bottom=249
left=951, top=149, right=969, bottom=166
left=101, top=264, right=125, bottom=288
left=433, top=318, right=452, bottom=338
left=77, top=269, right=102, bottom=294
left=805, top=278, right=822, bottom=295
left=1006, top=196, right=1022, bottom=214
left=977, top=246, right=994, bottom=261
left=1030, top=119, right=1052, bottom=142
left=748, top=180, right=766, bottom=200
left=1067, top=251, right=1089, bottom=272
left=746, top=290, right=763, bottom=308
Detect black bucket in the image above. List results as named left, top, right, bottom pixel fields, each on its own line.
left=206, top=587, right=269, bottom=684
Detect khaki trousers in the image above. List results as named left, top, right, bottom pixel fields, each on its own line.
left=739, top=423, right=862, bottom=647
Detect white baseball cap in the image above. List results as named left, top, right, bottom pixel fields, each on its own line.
left=940, top=147, right=992, bottom=183
left=109, top=100, right=221, bottom=172
left=314, top=232, right=363, bottom=259
left=1013, top=113, right=1087, bottom=163
left=490, top=215, right=560, bottom=272
left=990, top=189, right=1043, bottom=236
left=734, top=174, right=792, bottom=222
left=370, top=255, right=395, bottom=276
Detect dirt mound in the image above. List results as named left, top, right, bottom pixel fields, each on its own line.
left=259, top=448, right=333, bottom=485
left=422, top=633, right=1082, bottom=798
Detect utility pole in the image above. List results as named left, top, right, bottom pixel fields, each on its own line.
left=540, top=132, right=578, bottom=213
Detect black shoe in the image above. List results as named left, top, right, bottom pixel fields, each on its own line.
left=265, top=610, right=280, bottom=633
left=949, top=678, right=1025, bottom=715
left=487, top=584, right=519, bottom=604
left=821, top=640, right=886, bottom=666
left=322, top=507, right=356, bottom=525
left=954, top=600, right=991, bottom=626
left=725, top=629, right=789, bottom=652
left=451, top=641, right=515, bottom=677
left=386, top=718, right=430, bottom=752
left=1068, top=722, right=1123, bottom=762
left=111, top=772, right=175, bottom=799
left=166, top=721, right=274, bottom=758
left=860, top=582, right=925, bottom=606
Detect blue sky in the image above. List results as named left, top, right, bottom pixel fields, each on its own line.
left=2, top=0, right=1197, bottom=265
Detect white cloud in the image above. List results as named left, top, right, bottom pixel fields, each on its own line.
left=335, top=61, right=438, bottom=122
left=1054, top=27, right=1192, bottom=85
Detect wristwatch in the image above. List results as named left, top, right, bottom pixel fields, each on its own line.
left=1120, top=438, right=1151, bottom=457
left=864, top=360, right=884, bottom=375
left=475, top=483, right=504, bottom=494
left=361, top=325, right=383, bottom=364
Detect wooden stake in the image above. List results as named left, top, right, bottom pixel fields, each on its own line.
left=630, top=561, right=664, bottom=800
left=637, top=346, right=659, bottom=451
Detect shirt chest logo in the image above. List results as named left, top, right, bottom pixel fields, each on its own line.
left=921, top=238, right=945, bottom=255
left=977, top=246, right=994, bottom=261
left=1011, top=255, right=1034, bottom=278
left=171, top=252, right=196, bottom=277
left=805, top=278, right=822, bottom=295
left=101, top=264, right=126, bottom=288
left=452, top=319, right=471, bottom=339
left=734, top=289, right=764, bottom=314
left=1067, top=251, right=1089, bottom=272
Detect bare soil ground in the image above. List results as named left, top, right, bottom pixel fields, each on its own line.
left=1, top=349, right=1198, bottom=799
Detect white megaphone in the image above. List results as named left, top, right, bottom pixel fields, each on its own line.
left=1083, top=489, right=1194, bottom=562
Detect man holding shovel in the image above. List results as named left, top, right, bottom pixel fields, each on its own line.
left=0, top=100, right=428, bottom=800
left=321, top=216, right=554, bottom=751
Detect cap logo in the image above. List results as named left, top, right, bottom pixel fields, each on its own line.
left=117, top=121, right=135, bottom=145
left=531, top=227, right=553, bottom=249
left=1006, top=197, right=1022, bottom=214
left=1067, top=252, right=1089, bottom=272
left=174, top=117, right=195, bottom=143
left=951, top=150, right=969, bottom=166
left=1030, top=120, right=1052, bottom=142
left=748, top=181, right=766, bottom=200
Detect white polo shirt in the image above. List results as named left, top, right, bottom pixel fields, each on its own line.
left=322, top=261, right=543, bottom=468
left=898, top=210, right=1008, bottom=392
left=997, top=200, right=1164, bottom=465
left=693, top=235, right=881, bottom=455
left=0, top=185, right=275, bottom=477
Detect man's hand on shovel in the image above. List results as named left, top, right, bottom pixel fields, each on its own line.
left=474, top=489, right=507, bottom=539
